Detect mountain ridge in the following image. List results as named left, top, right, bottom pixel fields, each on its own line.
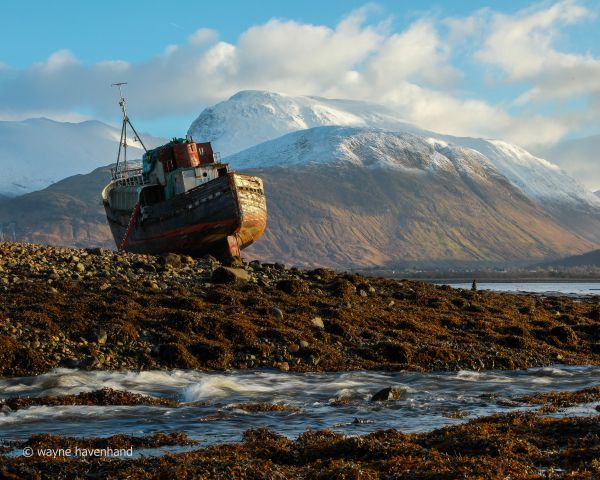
left=2, top=90, right=600, bottom=268
left=189, top=90, right=599, bottom=208
left=0, top=117, right=165, bottom=197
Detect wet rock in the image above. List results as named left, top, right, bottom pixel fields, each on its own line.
left=91, top=329, right=108, bottom=345
left=80, top=356, right=100, bottom=369
left=288, top=343, right=300, bottom=353
left=307, top=354, right=320, bottom=366
left=212, top=266, right=251, bottom=284
left=276, top=362, right=290, bottom=372
left=59, top=357, right=81, bottom=368
left=371, top=387, right=405, bottom=402
left=161, top=253, right=182, bottom=269
left=181, top=255, right=195, bottom=265
left=270, top=307, right=284, bottom=320
left=222, top=256, right=245, bottom=268
left=300, top=340, right=310, bottom=349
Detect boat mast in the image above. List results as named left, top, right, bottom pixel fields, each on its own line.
left=111, top=82, right=148, bottom=170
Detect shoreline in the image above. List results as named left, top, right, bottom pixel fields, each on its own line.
left=2, top=241, right=600, bottom=376
left=3, top=241, right=600, bottom=477
left=2, top=408, right=599, bottom=478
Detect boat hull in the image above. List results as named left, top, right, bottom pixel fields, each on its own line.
left=103, top=172, right=266, bottom=257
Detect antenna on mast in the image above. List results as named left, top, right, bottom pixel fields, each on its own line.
left=111, top=82, right=148, bottom=170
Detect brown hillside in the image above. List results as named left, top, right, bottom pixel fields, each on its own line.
left=0, top=165, right=598, bottom=268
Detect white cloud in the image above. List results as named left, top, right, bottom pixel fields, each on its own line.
left=475, top=0, right=600, bottom=101
left=34, top=49, right=80, bottom=73
left=187, top=28, right=218, bottom=46
left=0, top=2, right=598, bottom=151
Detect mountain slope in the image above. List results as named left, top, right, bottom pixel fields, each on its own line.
left=2, top=91, right=599, bottom=268
left=0, top=166, right=113, bottom=248
left=189, top=90, right=599, bottom=210
left=2, top=127, right=598, bottom=268
left=225, top=128, right=598, bottom=266
left=0, top=118, right=164, bottom=197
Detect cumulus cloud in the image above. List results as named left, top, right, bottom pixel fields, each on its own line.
left=475, top=0, right=600, bottom=101
left=0, top=2, right=598, bottom=150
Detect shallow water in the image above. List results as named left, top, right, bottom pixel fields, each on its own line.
left=445, top=282, right=600, bottom=295
left=1, top=366, right=600, bottom=448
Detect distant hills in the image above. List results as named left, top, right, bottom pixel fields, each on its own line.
left=2, top=90, right=600, bottom=268
left=534, top=249, right=600, bottom=269
left=0, top=166, right=113, bottom=248
left=0, top=118, right=164, bottom=197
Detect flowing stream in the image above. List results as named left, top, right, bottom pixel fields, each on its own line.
left=2, top=366, right=600, bottom=452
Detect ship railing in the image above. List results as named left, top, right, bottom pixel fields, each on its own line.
left=111, top=163, right=148, bottom=187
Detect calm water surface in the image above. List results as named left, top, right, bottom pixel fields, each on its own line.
left=445, top=282, right=600, bottom=295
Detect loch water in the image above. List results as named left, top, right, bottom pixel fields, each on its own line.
left=1, top=366, right=600, bottom=451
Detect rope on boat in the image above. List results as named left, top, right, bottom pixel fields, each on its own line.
left=119, top=202, right=141, bottom=251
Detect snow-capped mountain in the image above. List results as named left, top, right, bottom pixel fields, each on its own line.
left=228, top=126, right=504, bottom=182
left=189, top=90, right=599, bottom=208
left=188, top=90, right=415, bottom=157
left=4, top=127, right=596, bottom=268
left=0, top=118, right=164, bottom=196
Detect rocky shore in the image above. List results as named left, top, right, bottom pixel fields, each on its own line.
left=2, top=241, right=600, bottom=376
left=3, top=241, right=600, bottom=478
left=2, top=409, right=599, bottom=478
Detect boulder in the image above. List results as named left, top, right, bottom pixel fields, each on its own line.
left=371, top=387, right=405, bottom=402
left=212, top=266, right=251, bottom=284
left=161, top=253, right=182, bottom=269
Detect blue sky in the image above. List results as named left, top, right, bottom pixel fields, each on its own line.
left=1, top=0, right=599, bottom=148
left=3, top=1, right=546, bottom=67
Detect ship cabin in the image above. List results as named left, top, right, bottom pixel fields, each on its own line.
left=105, top=136, right=228, bottom=213
left=139, top=137, right=227, bottom=205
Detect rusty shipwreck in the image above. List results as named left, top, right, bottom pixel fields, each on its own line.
left=102, top=85, right=267, bottom=258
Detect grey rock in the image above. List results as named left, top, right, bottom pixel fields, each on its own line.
left=92, top=329, right=108, bottom=345
left=161, top=253, right=182, bottom=269
left=212, top=266, right=251, bottom=284
left=371, top=387, right=405, bottom=402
